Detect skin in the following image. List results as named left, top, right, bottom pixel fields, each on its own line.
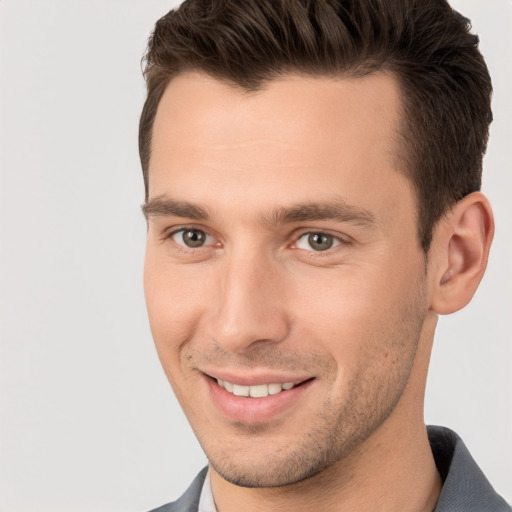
left=143, top=72, right=493, bottom=511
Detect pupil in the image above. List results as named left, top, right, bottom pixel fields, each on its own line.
left=183, top=229, right=205, bottom=247
left=308, top=233, right=333, bottom=251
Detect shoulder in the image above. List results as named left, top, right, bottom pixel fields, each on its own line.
left=428, top=426, right=511, bottom=512
left=147, top=467, right=209, bottom=512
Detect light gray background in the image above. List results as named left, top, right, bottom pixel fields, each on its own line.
left=1, top=1, right=510, bottom=510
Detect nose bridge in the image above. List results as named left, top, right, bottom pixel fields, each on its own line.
left=209, top=244, right=288, bottom=352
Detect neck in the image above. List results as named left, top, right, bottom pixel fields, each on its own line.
left=210, top=314, right=441, bottom=512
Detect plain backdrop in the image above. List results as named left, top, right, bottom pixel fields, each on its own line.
left=1, top=1, right=510, bottom=510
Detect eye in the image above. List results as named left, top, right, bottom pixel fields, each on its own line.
left=295, top=232, right=342, bottom=252
left=170, top=228, right=213, bottom=248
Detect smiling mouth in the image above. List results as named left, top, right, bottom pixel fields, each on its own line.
left=214, top=377, right=310, bottom=398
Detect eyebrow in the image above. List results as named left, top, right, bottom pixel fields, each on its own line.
left=264, top=200, right=376, bottom=227
left=142, top=196, right=209, bottom=220
left=142, top=195, right=376, bottom=227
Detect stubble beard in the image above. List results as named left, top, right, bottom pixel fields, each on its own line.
left=206, top=360, right=417, bottom=489
left=189, top=283, right=428, bottom=489
left=199, top=311, right=424, bottom=488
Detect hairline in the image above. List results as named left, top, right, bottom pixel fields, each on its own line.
left=142, top=67, right=429, bottom=252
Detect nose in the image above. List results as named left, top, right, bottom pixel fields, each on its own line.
left=207, top=249, right=290, bottom=353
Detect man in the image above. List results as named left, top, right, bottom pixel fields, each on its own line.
left=139, top=0, right=510, bottom=510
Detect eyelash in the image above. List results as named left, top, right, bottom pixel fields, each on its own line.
left=163, top=227, right=348, bottom=255
left=164, top=227, right=218, bottom=254
left=293, top=232, right=345, bottom=253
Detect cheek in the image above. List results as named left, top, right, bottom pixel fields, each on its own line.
left=294, top=266, right=387, bottom=335
left=143, top=256, right=216, bottom=412
left=143, top=250, right=209, bottom=366
left=292, top=261, right=423, bottom=367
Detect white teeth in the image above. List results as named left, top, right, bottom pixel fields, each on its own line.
left=232, top=384, right=250, bottom=397
left=268, top=383, right=282, bottom=395
left=249, top=384, right=269, bottom=398
left=216, top=379, right=301, bottom=397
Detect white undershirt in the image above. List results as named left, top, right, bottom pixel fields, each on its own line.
left=198, top=468, right=218, bottom=512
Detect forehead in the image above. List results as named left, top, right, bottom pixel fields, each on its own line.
left=151, top=71, right=401, bottom=163
left=148, top=72, right=412, bottom=225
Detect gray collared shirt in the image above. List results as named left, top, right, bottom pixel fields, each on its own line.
left=428, top=426, right=510, bottom=511
left=149, top=426, right=511, bottom=511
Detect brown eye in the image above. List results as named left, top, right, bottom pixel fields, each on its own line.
left=171, top=229, right=211, bottom=248
left=295, top=232, right=341, bottom=252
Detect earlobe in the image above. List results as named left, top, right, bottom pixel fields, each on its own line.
left=430, top=192, right=494, bottom=315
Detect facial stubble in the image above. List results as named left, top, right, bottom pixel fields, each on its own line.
left=191, top=290, right=427, bottom=490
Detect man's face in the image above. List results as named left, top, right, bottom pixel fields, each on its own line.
left=144, top=72, right=432, bottom=487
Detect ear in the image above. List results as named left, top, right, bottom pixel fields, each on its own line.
left=429, top=192, right=494, bottom=315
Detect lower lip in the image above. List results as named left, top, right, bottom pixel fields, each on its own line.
left=206, top=377, right=314, bottom=424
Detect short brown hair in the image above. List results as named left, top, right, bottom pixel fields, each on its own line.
left=139, top=0, right=492, bottom=252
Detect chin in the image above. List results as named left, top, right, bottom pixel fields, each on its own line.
left=202, top=424, right=361, bottom=489
left=210, top=455, right=333, bottom=489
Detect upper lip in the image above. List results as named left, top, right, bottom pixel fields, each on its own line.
left=201, top=369, right=313, bottom=387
